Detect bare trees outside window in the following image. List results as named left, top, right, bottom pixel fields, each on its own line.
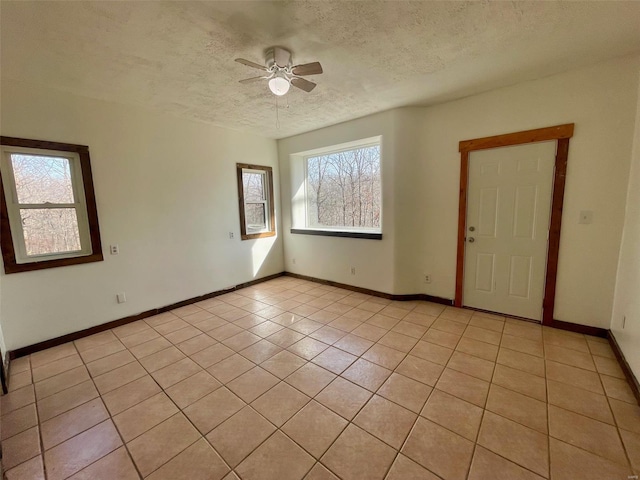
left=1, top=137, right=103, bottom=273
left=12, top=154, right=82, bottom=255
left=306, top=144, right=381, bottom=231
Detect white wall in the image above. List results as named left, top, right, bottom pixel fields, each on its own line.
left=417, top=55, right=639, bottom=328
left=611, top=68, right=640, bottom=377
left=3, top=55, right=637, bottom=352
left=279, top=55, right=640, bottom=329
left=278, top=110, right=398, bottom=294
left=0, top=80, right=283, bottom=351
left=392, top=108, right=426, bottom=294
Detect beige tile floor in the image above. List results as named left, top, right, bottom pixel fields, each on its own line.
left=2, top=276, right=640, bottom=480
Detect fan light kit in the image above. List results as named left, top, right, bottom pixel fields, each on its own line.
left=236, top=47, right=323, bottom=96
left=269, top=74, right=290, bottom=96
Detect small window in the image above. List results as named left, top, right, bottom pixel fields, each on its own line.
left=303, top=140, right=382, bottom=235
left=236, top=163, right=275, bottom=240
left=0, top=137, right=103, bottom=273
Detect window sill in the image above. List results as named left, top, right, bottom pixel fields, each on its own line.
left=290, top=229, right=382, bottom=240
left=241, top=231, right=276, bottom=240
left=3, top=252, right=104, bottom=274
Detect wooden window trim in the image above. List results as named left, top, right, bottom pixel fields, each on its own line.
left=0, top=136, right=103, bottom=274
left=455, top=124, right=574, bottom=326
left=236, top=163, right=276, bottom=240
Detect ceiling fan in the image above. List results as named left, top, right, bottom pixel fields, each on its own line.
left=235, top=47, right=323, bottom=96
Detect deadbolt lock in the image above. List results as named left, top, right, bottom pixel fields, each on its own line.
left=469, top=226, right=475, bottom=232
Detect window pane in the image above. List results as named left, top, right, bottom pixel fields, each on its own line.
left=243, top=172, right=265, bottom=202
left=245, top=203, right=266, bottom=232
left=20, top=208, right=81, bottom=256
left=306, top=145, right=381, bottom=229
left=11, top=154, right=75, bottom=204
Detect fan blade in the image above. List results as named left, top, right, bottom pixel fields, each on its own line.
left=291, top=77, right=317, bottom=92
left=292, top=62, right=323, bottom=76
left=235, top=58, right=267, bottom=71
left=239, top=76, right=268, bottom=84
left=274, top=47, right=291, bottom=67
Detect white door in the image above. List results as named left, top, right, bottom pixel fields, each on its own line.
left=463, top=141, right=556, bottom=320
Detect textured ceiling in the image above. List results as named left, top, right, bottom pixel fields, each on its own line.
left=1, top=1, right=640, bottom=139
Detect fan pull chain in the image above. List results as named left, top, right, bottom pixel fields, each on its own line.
left=275, top=95, right=280, bottom=130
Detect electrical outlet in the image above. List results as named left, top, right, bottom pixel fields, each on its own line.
left=110, top=244, right=119, bottom=255
left=229, top=232, right=234, bottom=239
left=424, top=274, right=432, bottom=284
left=350, top=266, right=356, bottom=275
left=116, top=292, right=127, bottom=304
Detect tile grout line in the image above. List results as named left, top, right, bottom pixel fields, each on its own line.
left=377, top=306, right=471, bottom=480
left=454, top=323, right=550, bottom=480
left=229, top=296, right=434, bottom=478
left=117, top=314, right=235, bottom=476
left=103, top=319, right=236, bottom=478
left=377, top=372, right=435, bottom=478
left=122, top=316, right=250, bottom=478
left=220, top=282, right=353, bottom=478
left=594, top=341, right=636, bottom=474
left=4, top=279, right=636, bottom=480
left=68, top=341, right=144, bottom=480
left=543, top=331, right=637, bottom=474
left=33, top=353, right=48, bottom=480
left=544, top=324, right=551, bottom=480
left=119, top=376, right=226, bottom=479
left=120, top=283, right=337, bottom=478
left=10, top=298, right=461, bottom=478
left=15, top=343, right=119, bottom=480
left=545, top=403, right=637, bottom=467
left=463, top=317, right=504, bottom=480
left=29, top=328, right=187, bottom=478
left=200, top=282, right=636, bottom=476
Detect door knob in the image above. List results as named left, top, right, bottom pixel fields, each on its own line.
left=468, top=237, right=475, bottom=243
left=469, top=226, right=475, bottom=232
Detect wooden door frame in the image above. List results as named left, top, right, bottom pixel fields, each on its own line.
left=455, top=124, right=574, bottom=326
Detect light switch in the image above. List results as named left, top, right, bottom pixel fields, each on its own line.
left=579, top=211, right=593, bottom=224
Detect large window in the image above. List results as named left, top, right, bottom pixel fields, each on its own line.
left=236, top=163, right=275, bottom=240
left=0, top=137, right=103, bottom=273
left=298, top=139, right=382, bottom=238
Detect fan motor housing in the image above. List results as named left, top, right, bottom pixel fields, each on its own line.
left=265, top=47, right=291, bottom=69
left=265, top=49, right=276, bottom=69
